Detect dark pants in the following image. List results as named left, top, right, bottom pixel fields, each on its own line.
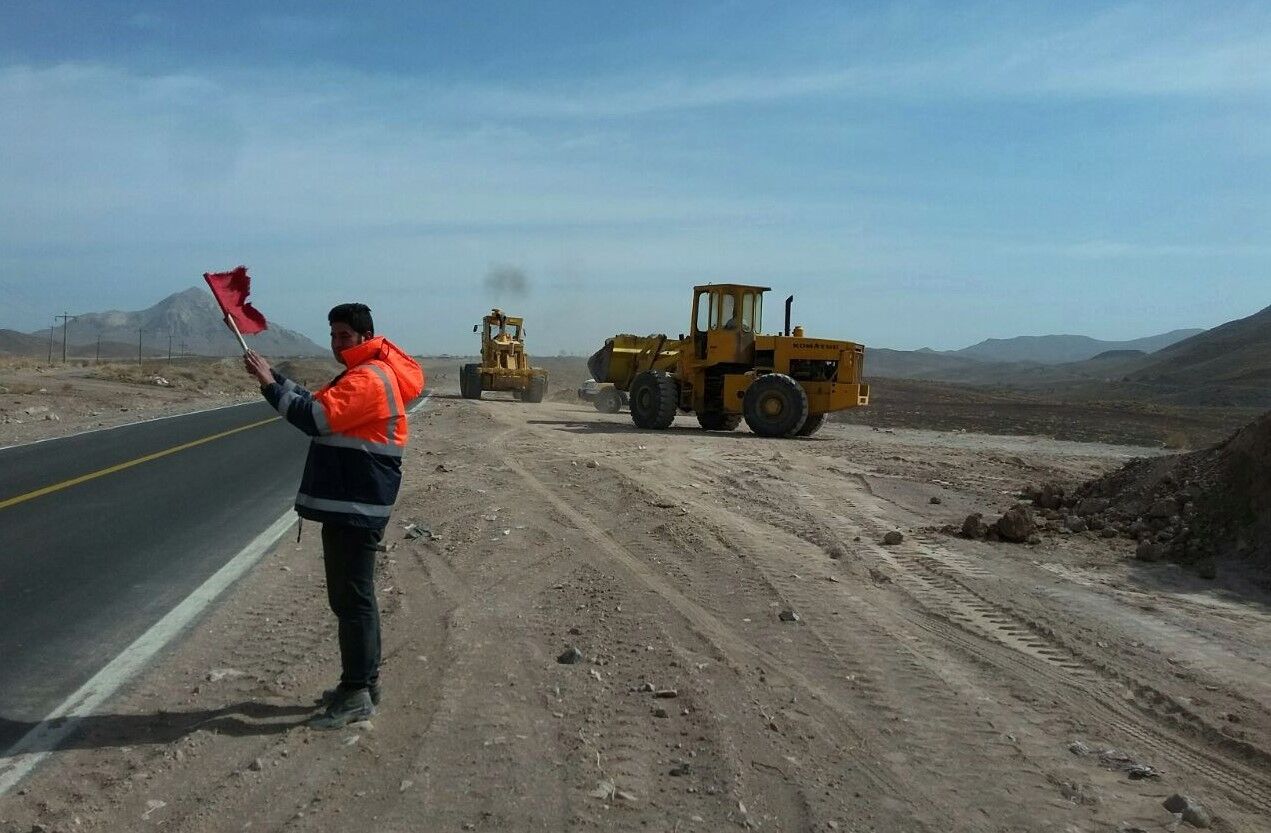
left=321, top=523, right=383, bottom=691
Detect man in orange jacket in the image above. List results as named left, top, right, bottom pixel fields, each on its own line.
left=244, top=303, right=424, bottom=727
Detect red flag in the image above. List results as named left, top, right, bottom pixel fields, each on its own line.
left=203, top=266, right=268, bottom=335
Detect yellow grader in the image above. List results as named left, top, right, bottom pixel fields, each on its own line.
left=587, top=284, right=869, bottom=436
left=461, top=308, right=549, bottom=402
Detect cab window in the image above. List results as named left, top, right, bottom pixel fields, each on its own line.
left=741, top=292, right=756, bottom=332
left=695, top=291, right=710, bottom=334
left=713, top=292, right=737, bottom=330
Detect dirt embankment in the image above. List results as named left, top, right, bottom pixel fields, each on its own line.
left=3, top=376, right=1269, bottom=832
left=1067, top=410, right=1271, bottom=578
left=954, top=409, right=1271, bottom=589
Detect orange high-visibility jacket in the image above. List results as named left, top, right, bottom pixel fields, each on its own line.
left=263, top=336, right=425, bottom=528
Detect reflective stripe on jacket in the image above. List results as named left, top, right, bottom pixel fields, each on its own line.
left=263, top=336, right=425, bottom=529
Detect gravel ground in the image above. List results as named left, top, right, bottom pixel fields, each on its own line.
left=1, top=363, right=1268, bottom=832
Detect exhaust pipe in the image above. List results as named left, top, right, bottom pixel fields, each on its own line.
left=784, top=295, right=794, bottom=337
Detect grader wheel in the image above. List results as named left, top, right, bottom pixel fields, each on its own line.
left=523, top=376, right=548, bottom=403
left=460, top=363, right=482, bottom=400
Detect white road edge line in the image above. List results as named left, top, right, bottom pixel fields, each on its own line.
left=0, top=509, right=297, bottom=797
left=406, top=391, right=432, bottom=415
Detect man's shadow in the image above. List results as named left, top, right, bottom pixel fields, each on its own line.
left=1, top=701, right=314, bottom=754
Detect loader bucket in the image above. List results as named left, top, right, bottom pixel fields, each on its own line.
left=588, top=341, right=614, bottom=383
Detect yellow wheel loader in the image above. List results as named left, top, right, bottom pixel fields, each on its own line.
left=461, top=308, right=549, bottom=403
left=586, top=284, right=869, bottom=437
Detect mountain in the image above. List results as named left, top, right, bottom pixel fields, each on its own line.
left=863, top=305, right=1271, bottom=407
left=28, top=288, right=327, bottom=357
left=1125, top=304, right=1271, bottom=404
left=0, top=329, right=49, bottom=357
left=952, top=329, right=1203, bottom=364
left=864, top=347, right=1025, bottom=383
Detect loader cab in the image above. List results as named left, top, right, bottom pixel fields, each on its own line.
left=691, top=283, right=768, bottom=365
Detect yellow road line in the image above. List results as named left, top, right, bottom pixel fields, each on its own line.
left=0, top=416, right=280, bottom=512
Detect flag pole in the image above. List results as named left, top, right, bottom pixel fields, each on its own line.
left=224, top=314, right=250, bottom=354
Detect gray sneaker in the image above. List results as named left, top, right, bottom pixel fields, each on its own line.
left=310, top=688, right=375, bottom=729
left=320, top=682, right=381, bottom=707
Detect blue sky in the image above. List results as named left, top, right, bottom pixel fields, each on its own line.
left=1, top=1, right=1268, bottom=353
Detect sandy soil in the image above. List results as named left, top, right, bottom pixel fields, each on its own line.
left=2, top=368, right=1269, bottom=833
left=0, top=357, right=342, bottom=448
left=836, top=378, right=1264, bottom=451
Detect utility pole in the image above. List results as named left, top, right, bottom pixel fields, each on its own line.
left=54, top=311, right=75, bottom=363
left=95, top=335, right=101, bottom=364
left=167, top=331, right=173, bottom=363
left=47, top=322, right=54, bottom=364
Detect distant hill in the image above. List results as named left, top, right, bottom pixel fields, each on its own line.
left=1125, top=304, right=1271, bottom=405
left=1088, top=349, right=1147, bottom=361
left=0, top=329, right=48, bottom=357
left=864, top=347, right=1027, bottom=383
left=862, top=305, right=1271, bottom=408
left=952, top=329, right=1202, bottom=364
left=27, top=287, right=326, bottom=358
left=0, top=329, right=151, bottom=359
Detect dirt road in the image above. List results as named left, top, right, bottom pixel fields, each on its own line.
left=3, top=382, right=1268, bottom=832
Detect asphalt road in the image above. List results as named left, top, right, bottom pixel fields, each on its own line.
left=0, top=402, right=310, bottom=749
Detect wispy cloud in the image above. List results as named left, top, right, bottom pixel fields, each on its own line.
left=3, top=3, right=1268, bottom=349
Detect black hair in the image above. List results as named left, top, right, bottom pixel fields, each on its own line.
left=328, top=303, right=374, bottom=336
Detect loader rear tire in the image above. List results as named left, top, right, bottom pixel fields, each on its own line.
left=523, top=376, right=547, bottom=403
left=460, top=364, right=482, bottom=399
left=629, top=370, right=678, bottom=430
left=742, top=373, right=808, bottom=437
left=697, top=411, right=741, bottom=431
left=595, top=388, right=622, bottom=413
left=795, top=413, right=827, bottom=437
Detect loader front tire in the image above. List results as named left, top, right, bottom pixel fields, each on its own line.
left=629, top=370, right=678, bottom=430
left=595, top=387, right=623, bottom=413
left=697, top=411, right=741, bottom=431
left=795, top=413, right=827, bottom=437
left=742, top=373, right=808, bottom=437
left=460, top=363, right=482, bottom=399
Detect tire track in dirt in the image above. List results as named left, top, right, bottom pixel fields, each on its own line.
left=483, top=403, right=1271, bottom=828
left=631, top=485, right=1062, bottom=830
left=485, top=421, right=834, bottom=830
left=501, top=452, right=966, bottom=832
left=631, top=440, right=1271, bottom=822
left=779, top=472, right=1271, bottom=816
